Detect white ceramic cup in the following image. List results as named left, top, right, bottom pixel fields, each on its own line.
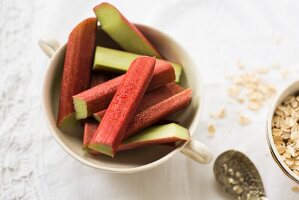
left=40, top=24, right=213, bottom=173
left=267, top=80, right=299, bottom=183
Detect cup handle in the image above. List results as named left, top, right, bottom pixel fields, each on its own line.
left=38, top=38, right=61, bottom=58
left=180, top=140, right=213, bottom=164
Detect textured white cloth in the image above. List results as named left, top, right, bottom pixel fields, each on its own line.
left=1, top=0, right=299, bottom=199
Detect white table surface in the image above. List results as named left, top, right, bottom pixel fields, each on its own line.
left=1, top=0, right=299, bottom=199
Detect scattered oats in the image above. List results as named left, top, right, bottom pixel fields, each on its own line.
left=224, top=73, right=233, bottom=80
left=256, top=67, right=269, bottom=74
left=210, top=108, right=226, bottom=119
left=291, top=186, right=299, bottom=192
left=227, top=69, right=276, bottom=112
left=238, top=115, right=251, bottom=126
left=280, top=69, right=289, bottom=79
left=267, top=85, right=277, bottom=96
left=236, top=60, right=245, bottom=69
left=207, top=124, right=216, bottom=135
left=233, top=76, right=244, bottom=85
left=248, top=91, right=264, bottom=101
left=272, top=64, right=281, bottom=70
left=228, top=85, right=241, bottom=98
left=248, top=100, right=262, bottom=111
left=237, top=97, right=244, bottom=104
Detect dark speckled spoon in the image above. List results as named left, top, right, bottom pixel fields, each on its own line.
left=214, top=150, right=268, bottom=200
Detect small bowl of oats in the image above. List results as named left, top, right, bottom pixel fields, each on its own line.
left=267, top=80, right=299, bottom=183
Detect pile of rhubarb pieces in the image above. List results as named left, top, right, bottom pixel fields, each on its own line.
left=57, top=2, right=193, bottom=157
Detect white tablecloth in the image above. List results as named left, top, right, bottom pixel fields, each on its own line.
left=1, top=0, right=299, bottom=199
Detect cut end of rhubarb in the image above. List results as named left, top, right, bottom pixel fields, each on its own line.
left=93, top=112, right=102, bottom=122
left=172, top=63, right=182, bottom=83
left=57, top=112, right=77, bottom=129
left=88, top=143, right=114, bottom=157
left=73, top=97, right=88, bottom=119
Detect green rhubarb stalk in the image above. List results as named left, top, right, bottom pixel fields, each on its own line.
left=87, top=123, right=190, bottom=154
left=117, top=123, right=190, bottom=151
left=94, top=3, right=162, bottom=58
left=93, top=46, right=182, bottom=82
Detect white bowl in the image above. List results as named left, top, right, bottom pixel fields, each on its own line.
left=40, top=24, right=213, bottom=173
left=267, top=80, right=299, bottom=183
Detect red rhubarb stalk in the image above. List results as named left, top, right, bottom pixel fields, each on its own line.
left=83, top=72, right=112, bottom=148
left=89, top=72, right=113, bottom=88
left=124, top=89, right=192, bottom=139
left=73, top=60, right=175, bottom=119
left=83, top=119, right=98, bottom=149
left=84, top=71, right=112, bottom=151
left=94, top=83, right=184, bottom=121
left=57, top=18, right=97, bottom=127
left=89, top=57, right=156, bottom=156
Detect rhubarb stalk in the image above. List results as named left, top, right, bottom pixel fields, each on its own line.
left=84, top=121, right=190, bottom=153
left=118, top=123, right=190, bottom=151
left=89, top=57, right=156, bottom=156
left=73, top=61, right=175, bottom=119
left=94, top=3, right=162, bottom=58
left=94, top=83, right=184, bottom=121
left=89, top=72, right=113, bottom=88
left=124, top=88, right=192, bottom=138
left=57, top=18, right=97, bottom=127
left=93, top=46, right=182, bottom=82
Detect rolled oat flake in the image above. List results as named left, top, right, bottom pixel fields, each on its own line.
left=214, top=150, right=267, bottom=200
